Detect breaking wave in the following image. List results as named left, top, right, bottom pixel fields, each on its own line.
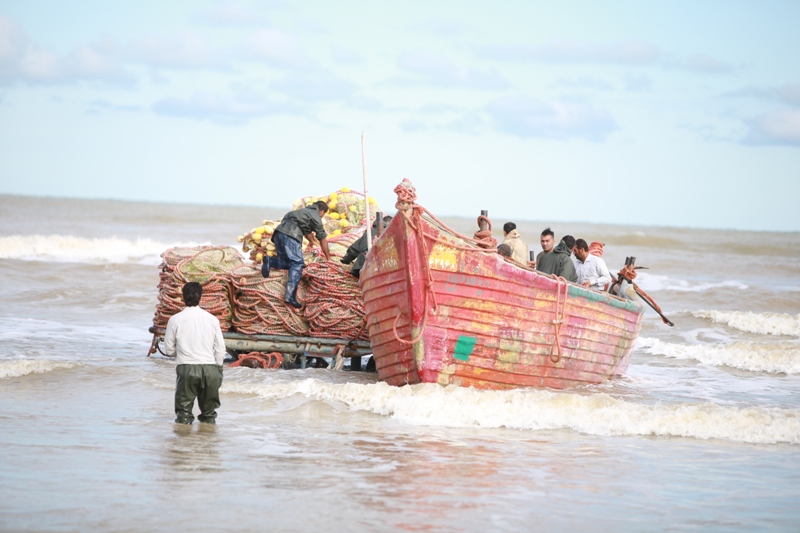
left=693, top=310, right=800, bottom=337
left=222, top=378, right=800, bottom=444
left=638, top=337, right=800, bottom=374
left=0, top=234, right=201, bottom=265
left=0, top=359, right=82, bottom=379
left=637, top=272, right=748, bottom=293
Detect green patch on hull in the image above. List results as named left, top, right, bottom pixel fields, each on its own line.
left=453, top=335, right=477, bottom=361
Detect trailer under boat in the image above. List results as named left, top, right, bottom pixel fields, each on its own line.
left=147, top=327, right=373, bottom=370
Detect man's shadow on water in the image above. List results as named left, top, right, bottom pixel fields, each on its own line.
left=163, top=422, right=223, bottom=474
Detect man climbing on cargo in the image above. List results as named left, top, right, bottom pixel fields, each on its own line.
left=261, top=200, right=332, bottom=308
left=164, top=282, right=226, bottom=425
left=536, top=234, right=578, bottom=282
left=501, top=222, right=529, bottom=265
left=341, top=215, right=393, bottom=279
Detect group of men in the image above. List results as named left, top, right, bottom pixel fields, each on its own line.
left=500, top=223, right=611, bottom=291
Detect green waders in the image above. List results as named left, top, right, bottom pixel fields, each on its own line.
left=175, top=364, right=223, bottom=424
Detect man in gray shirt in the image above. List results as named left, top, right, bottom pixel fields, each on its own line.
left=164, top=282, right=227, bottom=425
left=262, top=200, right=332, bottom=308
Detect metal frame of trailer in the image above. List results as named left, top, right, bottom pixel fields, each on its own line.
left=147, top=327, right=373, bottom=370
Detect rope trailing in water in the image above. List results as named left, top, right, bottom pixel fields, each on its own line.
left=301, top=261, right=369, bottom=341
left=229, top=352, right=283, bottom=369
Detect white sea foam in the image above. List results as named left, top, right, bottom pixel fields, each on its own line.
left=638, top=336, right=800, bottom=374
left=693, top=310, right=800, bottom=337
left=0, top=359, right=82, bottom=379
left=0, top=234, right=201, bottom=265
left=636, top=272, right=748, bottom=293
left=0, top=317, right=150, bottom=345
left=221, top=378, right=800, bottom=444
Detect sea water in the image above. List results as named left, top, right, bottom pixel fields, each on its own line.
left=1, top=194, right=798, bottom=532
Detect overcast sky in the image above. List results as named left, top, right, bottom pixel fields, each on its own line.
left=1, top=1, right=798, bottom=231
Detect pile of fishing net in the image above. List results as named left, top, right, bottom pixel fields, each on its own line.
left=230, top=265, right=310, bottom=336
left=153, top=246, right=244, bottom=331
left=301, top=260, right=368, bottom=340
left=238, top=187, right=379, bottom=264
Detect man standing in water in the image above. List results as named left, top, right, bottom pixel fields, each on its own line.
left=262, top=200, right=332, bottom=308
left=164, top=282, right=226, bottom=425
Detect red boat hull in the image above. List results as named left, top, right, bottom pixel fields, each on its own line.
left=359, top=199, right=645, bottom=390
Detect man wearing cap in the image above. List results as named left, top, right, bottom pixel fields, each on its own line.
left=262, top=200, right=332, bottom=308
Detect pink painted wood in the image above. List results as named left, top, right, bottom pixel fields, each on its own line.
left=359, top=183, right=645, bottom=390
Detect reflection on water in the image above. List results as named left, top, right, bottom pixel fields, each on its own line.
left=163, top=424, right=223, bottom=474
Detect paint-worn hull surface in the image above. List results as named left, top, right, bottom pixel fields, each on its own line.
left=359, top=188, right=645, bottom=390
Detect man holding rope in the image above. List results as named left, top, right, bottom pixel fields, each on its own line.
left=262, top=200, right=332, bottom=308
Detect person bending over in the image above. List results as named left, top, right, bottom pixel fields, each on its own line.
left=341, top=215, right=393, bottom=279
left=262, top=200, right=332, bottom=308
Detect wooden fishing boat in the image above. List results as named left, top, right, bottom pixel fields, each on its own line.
left=359, top=179, right=646, bottom=390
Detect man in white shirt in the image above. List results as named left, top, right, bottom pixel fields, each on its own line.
left=164, top=282, right=227, bottom=424
left=573, top=239, right=611, bottom=291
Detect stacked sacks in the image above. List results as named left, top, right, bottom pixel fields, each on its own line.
left=239, top=219, right=312, bottom=264
left=153, top=246, right=243, bottom=332
left=291, top=187, right=380, bottom=239
left=230, top=265, right=310, bottom=336
left=301, top=260, right=369, bottom=341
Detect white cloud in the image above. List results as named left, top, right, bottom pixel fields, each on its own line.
left=685, top=53, right=737, bottom=74
left=742, top=110, right=800, bottom=146
left=394, top=49, right=509, bottom=90
left=270, top=70, right=357, bottom=101
left=477, top=39, right=665, bottom=66
left=552, top=76, right=616, bottom=92
left=128, top=31, right=227, bottom=70
left=243, top=28, right=309, bottom=68
left=151, top=89, right=297, bottom=124
left=476, top=39, right=736, bottom=75
left=624, top=74, right=652, bottom=92
left=330, top=45, right=363, bottom=66
left=484, top=95, right=616, bottom=141
left=193, top=1, right=276, bottom=27
left=725, top=83, right=800, bottom=107
left=0, top=16, right=131, bottom=85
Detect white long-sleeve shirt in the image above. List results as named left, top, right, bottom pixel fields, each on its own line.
left=575, top=253, right=611, bottom=291
left=164, top=306, right=227, bottom=365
